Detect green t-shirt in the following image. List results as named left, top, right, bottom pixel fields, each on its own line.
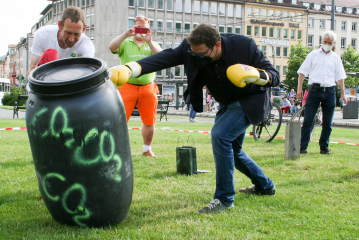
left=116, top=37, right=161, bottom=85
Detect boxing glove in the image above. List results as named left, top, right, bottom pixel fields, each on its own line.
left=108, top=62, right=142, bottom=89
left=226, top=64, right=269, bottom=88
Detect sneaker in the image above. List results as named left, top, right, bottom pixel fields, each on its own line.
left=320, top=147, right=330, bottom=154
left=198, top=199, right=234, bottom=213
left=189, top=118, right=198, bottom=122
left=143, top=150, right=157, bottom=158
left=300, top=149, right=307, bottom=154
left=238, top=186, right=276, bottom=196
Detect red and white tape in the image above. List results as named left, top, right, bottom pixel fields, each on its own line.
left=2, top=127, right=359, bottom=146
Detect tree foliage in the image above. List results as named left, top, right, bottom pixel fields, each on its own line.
left=341, top=45, right=359, bottom=89
left=1, top=87, right=25, bottom=106
left=283, top=41, right=312, bottom=93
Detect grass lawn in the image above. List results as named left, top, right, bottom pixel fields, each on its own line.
left=0, top=117, right=359, bottom=239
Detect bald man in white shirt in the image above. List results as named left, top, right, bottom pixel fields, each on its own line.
left=297, top=30, right=347, bottom=155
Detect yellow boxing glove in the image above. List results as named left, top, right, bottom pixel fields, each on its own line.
left=226, top=64, right=269, bottom=88
left=108, top=62, right=142, bottom=89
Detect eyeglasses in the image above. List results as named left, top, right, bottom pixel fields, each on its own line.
left=135, top=16, right=149, bottom=22
left=188, top=46, right=213, bottom=58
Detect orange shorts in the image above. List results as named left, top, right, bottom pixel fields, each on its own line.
left=119, top=83, right=159, bottom=125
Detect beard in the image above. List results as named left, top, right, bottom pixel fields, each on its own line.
left=62, top=35, right=77, bottom=48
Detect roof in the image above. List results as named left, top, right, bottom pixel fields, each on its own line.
left=40, top=4, right=53, bottom=15
left=301, top=0, right=359, bottom=8
left=239, top=0, right=308, bottom=9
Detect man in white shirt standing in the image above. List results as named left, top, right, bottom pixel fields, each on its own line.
left=28, top=6, right=95, bottom=74
left=297, top=31, right=347, bottom=155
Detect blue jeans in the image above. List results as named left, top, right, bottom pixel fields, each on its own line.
left=211, top=101, right=275, bottom=206
left=189, top=104, right=197, bottom=119
left=290, top=106, right=299, bottom=115
left=301, top=87, right=336, bottom=150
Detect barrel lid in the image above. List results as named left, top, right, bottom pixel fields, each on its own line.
left=28, top=57, right=108, bottom=96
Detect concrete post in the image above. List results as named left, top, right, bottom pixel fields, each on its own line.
left=285, top=121, right=301, bottom=160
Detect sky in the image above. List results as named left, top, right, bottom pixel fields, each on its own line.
left=0, top=0, right=50, bottom=57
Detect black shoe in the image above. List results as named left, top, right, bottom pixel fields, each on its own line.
left=238, top=186, right=276, bottom=196
left=320, top=147, right=330, bottom=154
left=300, top=149, right=307, bottom=154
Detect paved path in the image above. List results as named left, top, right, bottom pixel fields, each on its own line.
left=1, top=106, right=358, bottom=128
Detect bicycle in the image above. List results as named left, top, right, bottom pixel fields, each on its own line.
left=252, top=102, right=283, bottom=142
left=290, top=105, right=322, bottom=141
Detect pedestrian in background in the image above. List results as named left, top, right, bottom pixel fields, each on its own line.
left=206, top=93, right=212, bottom=113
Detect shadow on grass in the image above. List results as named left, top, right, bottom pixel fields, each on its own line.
left=0, top=189, right=41, bottom=206
left=0, top=159, right=33, bottom=169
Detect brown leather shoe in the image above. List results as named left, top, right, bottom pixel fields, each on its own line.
left=143, top=150, right=157, bottom=158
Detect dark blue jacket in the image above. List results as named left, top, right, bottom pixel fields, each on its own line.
left=137, top=34, right=280, bottom=125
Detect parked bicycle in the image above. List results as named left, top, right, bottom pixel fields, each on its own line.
left=290, top=105, right=323, bottom=141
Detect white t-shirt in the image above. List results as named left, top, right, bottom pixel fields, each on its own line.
left=31, top=25, right=95, bottom=59
left=297, top=48, right=347, bottom=87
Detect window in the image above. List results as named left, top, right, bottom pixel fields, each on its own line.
left=277, top=10, right=282, bottom=20
left=219, top=25, right=225, bottom=33
left=175, top=66, right=181, bottom=77
left=269, top=10, right=275, bottom=19
left=219, top=3, right=225, bottom=16
left=167, top=21, right=173, bottom=33
left=227, top=26, right=233, bottom=33
left=336, top=6, right=342, bottom=12
left=314, top=3, right=320, bottom=10
left=277, top=28, right=281, bottom=38
left=157, top=20, right=164, bottom=32
left=90, top=14, right=95, bottom=29
left=193, top=22, right=199, bottom=28
left=352, top=39, right=357, bottom=49
left=235, top=26, right=241, bottom=34
left=298, top=13, right=303, bottom=22
left=148, top=0, right=154, bottom=8
left=269, top=27, right=274, bottom=37
left=262, top=9, right=267, bottom=19
left=129, top=0, right=134, bottom=7
left=283, top=47, right=288, bottom=57
left=211, top=2, right=217, bottom=15
left=325, top=5, right=331, bottom=11
left=262, top=27, right=267, bottom=37
left=228, top=4, right=233, bottom=17
left=283, top=29, right=288, bottom=38
left=255, top=8, right=260, bottom=18
left=308, top=35, right=313, bottom=47
left=156, top=69, right=163, bottom=77
left=176, top=0, right=182, bottom=12
left=352, top=22, right=357, bottom=31
left=166, top=68, right=172, bottom=78
left=255, top=26, right=260, bottom=37
left=291, top=12, right=296, bottom=21
left=158, top=0, right=164, bottom=9
left=185, top=0, right=191, bottom=13
left=342, top=21, right=347, bottom=30
left=268, top=46, right=273, bottom=57
left=341, top=38, right=346, bottom=49
left=236, top=5, right=242, bottom=18
left=185, top=23, right=190, bottom=33
left=176, top=22, right=182, bottom=33
left=319, top=36, right=322, bottom=46
left=166, top=42, right=172, bottom=49
left=193, top=0, right=200, bottom=13
left=247, top=7, right=253, bottom=17
left=202, top=1, right=209, bottom=14
left=291, top=29, right=295, bottom=40
left=128, top=18, right=134, bottom=28
left=303, top=2, right=309, bottom=8
left=298, top=30, right=302, bottom=39
left=292, top=0, right=297, bottom=4
left=276, top=46, right=281, bottom=57
left=276, top=66, right=281, bottom=73
left=262, top=46, right=267, bottom=56
left=320, top=19, right=325, bottom=28
left=149, top=19, right=155, bottom=30
left=167, top=0, right=173, bottom=10
left=284, top=11, right=289, bottom=21
left=278, top=0, right=283, bottom=3
left=138, top=0, right=145, bottom=8
left=247, top=26, right=252, bottom=35
left=347, top=7, right=353, bottom=14
left=283, top=66, right=288, bottom=76
left=308, top=18, right=314, bottom=27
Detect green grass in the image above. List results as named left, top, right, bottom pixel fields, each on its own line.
left=1, top=118, right=359, bottom=239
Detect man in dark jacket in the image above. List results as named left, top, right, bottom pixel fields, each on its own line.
left=110, top=23, right=280, bottom=213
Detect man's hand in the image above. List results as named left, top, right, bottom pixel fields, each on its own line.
left=297, top=89, right=303, bottom=99
left=226, top=64, right=269, bottom=88
left=108, top=66, right=132, bottom=89
left=342, top=94, right=348, bottom=105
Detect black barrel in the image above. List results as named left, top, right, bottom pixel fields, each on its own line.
left=26, top=58, right=133, bottom=228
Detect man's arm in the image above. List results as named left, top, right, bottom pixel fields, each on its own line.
left=142, top=29, right=162, bottom=54
left=28, top=55, right=41, bottom=75
left=109, top=28, right=134, bottom=53
left=337, top=79, right=347, bottom=105
left=297, top=73, right=305, bottom=99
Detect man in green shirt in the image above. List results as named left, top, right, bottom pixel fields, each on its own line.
left=109, top=15, right=162, bottom=158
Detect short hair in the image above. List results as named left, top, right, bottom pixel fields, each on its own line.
left=187, top=23, right=221, bottom=48
left=62, top=6, right=86, bottom=26
left=322, top=30, right=337, bottom=42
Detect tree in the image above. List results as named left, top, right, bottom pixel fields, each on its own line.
left=283, top=41, right=312, bottom=93
left=341, top=45, right=359, bottom=89
left=1, top=87, right=25, bottom=106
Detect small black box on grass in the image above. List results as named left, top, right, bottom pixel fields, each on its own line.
left=176, top=143, right=197, bottom=175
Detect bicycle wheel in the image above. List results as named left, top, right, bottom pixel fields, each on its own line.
left=290, top=106, right=320, bottom=141
left=253, top=102, right=282, bottom=142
